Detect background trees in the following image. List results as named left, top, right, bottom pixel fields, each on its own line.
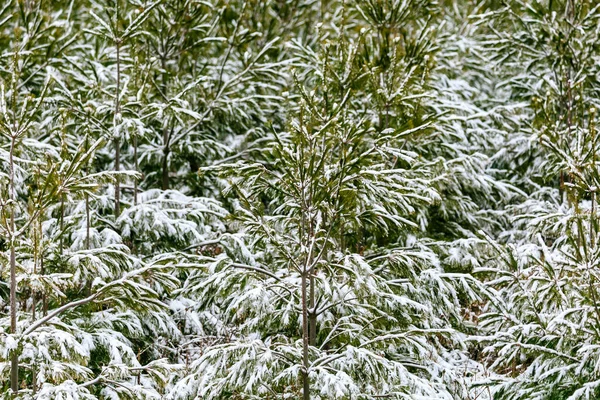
left=472, top=1, right=600, bottom=399
left=1, top=0, right=600, bottom=399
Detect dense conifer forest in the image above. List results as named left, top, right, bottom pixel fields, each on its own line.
left=1, top=0, right=599, bottom=399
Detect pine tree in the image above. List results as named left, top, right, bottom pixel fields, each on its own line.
left=4, top=1, right=599, bottom=399
left=166, top=1, right=508, bottom=398
left=472, top=1, right=600, bottom=398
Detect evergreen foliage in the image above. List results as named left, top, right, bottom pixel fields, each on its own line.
left=0, top=0, right=599, bottom=399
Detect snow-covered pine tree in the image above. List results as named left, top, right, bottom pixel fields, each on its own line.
left=165, top=1, right=513, bottom=398
left=133, top=0, right=290, bottom=196
left=472, top=1, right=600, bottom=398
left=6, top=0, right=600, bottom=399
left=0, top=2, right=195, bottom=398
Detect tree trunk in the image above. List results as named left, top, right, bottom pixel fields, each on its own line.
left=162, top=146, right=169, bottom=190
left=9, top=135, right=18, bottom=394
left=132, top=134, right=138, bottom=253
left=60, top=194, right=65, bottom=252
left=31, top=217, right=39, bottom=395
left=301, top=269, right=310, bottom=400
left=42, top=256, right=47, bottom=317
left=134, top=134, right=138, bottom=205
left=10, top=244, right=18, bottom=394
left=114, top=36, right=121, bottom=216
left=309, top=271, right=316, bottom=346
left=161, top=59, right=170, bottom=191
left=85, top=135, right=90, bottom=250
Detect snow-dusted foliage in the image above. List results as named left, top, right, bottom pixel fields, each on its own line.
left=467, top=1, right=600, bottom=399
left=1, top=0, right=598, bottom=399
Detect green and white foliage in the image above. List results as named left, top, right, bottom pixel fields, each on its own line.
left=471, top=1, right=600, bottom=399
left=166, top=2, right=505, bottom=399
left=134, top=0, right=294, bottom=194
left=4, top=0, right=600, bottom=399
left=0, top=1, right=217, bottom=398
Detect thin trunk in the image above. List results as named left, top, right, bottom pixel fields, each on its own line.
left=85, top=136, right=92, bottom=297
left=132, top=134, right=138, bottom=253
left=384, top=102, right=389, bottom=130
left=60, top=194, right=65, bottom=252
left=59, top=193, right=66, bottom=309
left=10, top=243, right=17, bottom=394
left=114, top=33, right=122, bottom=216
left=592, top=192, right=596, bottom=249
left=309, top=272, right=316, bottom=346
left=33, top=229, right=38, bottom=323
left=31, top=354, right=36, bottom=395
left=591, top=112, right=596, bottom=248
left=86, top=195, right=90, bottom=249
left=42, top=256, right=47, bottom=317
left=161, top=59, right=170, bottom=190
left=31, top=214, right=39, bottom=395
left=307, top=118, right=317, bottom=348
left=115, top=138, right=120, bottom=216
left=9, top=135, right=18, bottom=394
left=134, top=134, right=138, bottom=205
left=162, top=146, right=169, bottom=190
left=85, top=135, right=90, bottom=250
left=301, top=269, right=310, bottom=400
